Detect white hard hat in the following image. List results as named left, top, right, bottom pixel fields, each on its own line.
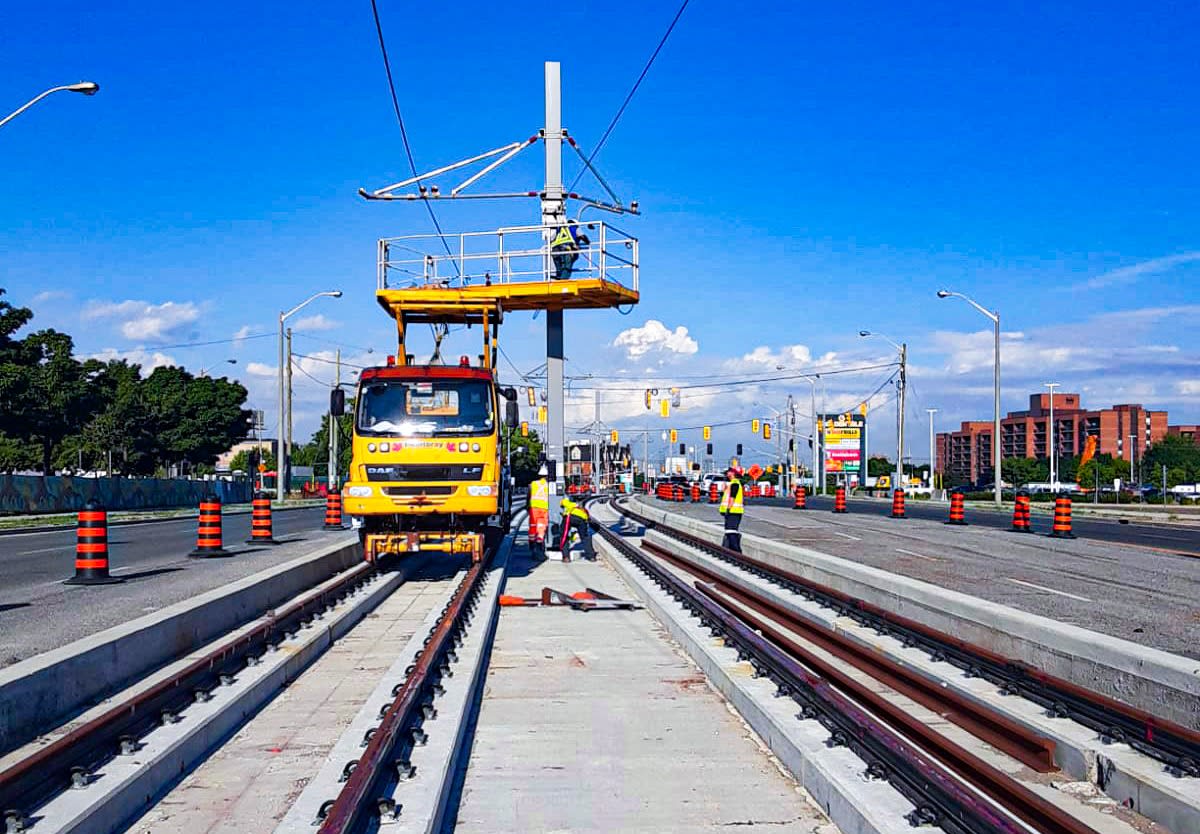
left=538, top=465, right=548, bottom=476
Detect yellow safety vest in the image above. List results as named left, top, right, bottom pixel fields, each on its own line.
left=561, top=499, right=589, bottom=521
left=529, top=479, right=549, bottom=509
left=552, top=225, right=578, bottom=249
left=719, top=479, right=744, bottom=515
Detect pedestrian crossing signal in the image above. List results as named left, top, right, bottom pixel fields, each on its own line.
left=610, top=430, right=619, bottom=444
left=669, top=429, right=678, bottom=444
left=521, top=421, right=529, bottom=437
left=703, top=425, right=711, bottom=441
left=751, top=419, right=760, bottom=434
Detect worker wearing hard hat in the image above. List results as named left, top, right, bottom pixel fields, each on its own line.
left=529, top=466, right=549, bottom=554
left=718, top=466, right=745, bottom=552
left=559, top=497, right=592, bottom=561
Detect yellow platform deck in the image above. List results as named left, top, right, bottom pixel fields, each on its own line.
left=376, top=278, right=638, bottom=322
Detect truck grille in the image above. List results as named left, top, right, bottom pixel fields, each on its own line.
left=364, top=465, right=484, bottom=482
left=383, top=486, right=455, bottom=496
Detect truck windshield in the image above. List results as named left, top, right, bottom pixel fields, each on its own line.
left=357, top=379, right=494, bottom=437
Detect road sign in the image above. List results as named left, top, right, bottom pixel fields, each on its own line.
left=257, top=464, right=267, bottom=473
left=748, top=464, right=763, bottom=480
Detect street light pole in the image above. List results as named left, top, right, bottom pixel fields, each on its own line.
left=278, top=290, right=342, bottom=498
left=1043, top=382, right=1059, bottom=490
left=937, top=290, right=1002, bottom=507
left=926, top=408, right=938, bottom=490
left=0, top=82, right=99, bottom=130
left=859, top=331, right=906, bottom=491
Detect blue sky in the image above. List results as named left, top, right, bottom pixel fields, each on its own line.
left=4, top=1, right=1199, bottom=464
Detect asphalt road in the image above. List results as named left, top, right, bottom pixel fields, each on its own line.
left=637, top=496, right=1200, bottom=658
left=0, top=506, right=345, bottom=666
left=764, top=493, right=1200, bottom=556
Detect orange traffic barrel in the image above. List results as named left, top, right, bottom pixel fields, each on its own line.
left=832, top=486, right=848, bottom=513
left=709, top=483, right=719, bottom=503
left=673, top=484, right=683, bottom=503
left=1011, top=491, right=1032, bottom=533
left=190, top=494, right=227, bottom=557
left=324, top=490, right=344, bottom=530
left=246, top=491, right=279, bottom=544
left=691, top=483, right=701, bottom=503
left=1049, top=496, right=1076, bottom=539
left=945, top=490, right=967, bottom=525
left=890, top=489, right=906, bottom=519
left=64, top=502, right=124, bottom=585
left=793, top=486, right=807, bottom=510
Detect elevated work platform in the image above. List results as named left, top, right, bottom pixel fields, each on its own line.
left=376, top=221, right=639, bottom=313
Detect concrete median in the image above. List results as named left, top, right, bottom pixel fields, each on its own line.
left=0, top=533, right=359, bottom=755
left=629, top=496, right=1200, bottom=732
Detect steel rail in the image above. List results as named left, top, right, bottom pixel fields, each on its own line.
left=639, top=538, right=1057, bottom=771
left=591, top=518, right=1023, bottom=834
left=0, top=561, right=376, bottom=819
left=316, top=555, right=489, bottom=834
left=619, top=500, right=1200, bottom=778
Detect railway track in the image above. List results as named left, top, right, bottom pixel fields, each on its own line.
left=598, top=498, right=1199, bottom=834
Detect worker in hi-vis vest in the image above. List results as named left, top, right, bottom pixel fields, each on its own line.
left=558, top=497, right=592, bottom=561
left=529, top=466, right=549, bottom=550
left=718, top=466, right=745, bottom=552
left=550, top=222, right=590, bottom=280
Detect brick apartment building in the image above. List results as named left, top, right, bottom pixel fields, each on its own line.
left=935, top=393, right=1168, bottom=484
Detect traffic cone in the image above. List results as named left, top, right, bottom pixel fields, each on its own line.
left=945, top=490, right=967, bottom=525
left=890, top=489, right=907, bottom=519
left=832, top=486, right=848, bottom=513
left=1049, top=496, right=1076, bottom=539
left=324, top=490, right=344, bottom=530
left=793, top=486, right=807, bottom=509
left=709, top=483, right=719, bottom=503
left=691, top=483, right=701, bottom=503
left=246, top=491, right=279, bottom=544
left=64, top=502, right=124, bottom=585
left=190, top=494, right=228, bottom=557
left=1011, top=491, right=1032, bottom=533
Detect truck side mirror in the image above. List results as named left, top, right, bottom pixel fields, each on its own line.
left=505, top=400, right=519, bottom=429
left=330, top=387, right=345, bottom=417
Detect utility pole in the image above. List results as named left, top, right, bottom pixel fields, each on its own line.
left=1044, top=382, right=1059, bottom=490
left=328, top=349, right=340, bottom=491
left=896, top=343, right=907, bottom=491
left=926, top=408, right=938, bottom=491
left=543, top=62, right=566, bottom=536
left=286, top=327, right=294, bottom=490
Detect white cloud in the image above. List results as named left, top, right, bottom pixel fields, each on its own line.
left=83, top=299, right=202, bottom=343
left=246, top=362, right=276, bottom=378
left=292, top=314, right=339, bottom=332
left=89, top=347, right=178, bottom=373
left=32, top=290, right=70, bottom=304
left=232, top=325, right=254, bottom=347
left=1078, top=252, right=1200, bottom=290
left=729, top=344, right=838, bottom=371
left=1177, top=380, right=1200, bottom=396
left=612, top=320, right=698, bottom=360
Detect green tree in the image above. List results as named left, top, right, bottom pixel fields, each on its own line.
left=503, top=424, right=544, bottom=486
left=1001, top=457, right=1047, bottom=488
left=867, top=456, right=893, bottom=477
left=1077, top=453, right=1123, bottom=491
left=293, top=408, right=354, bottom=477
left=230, top=447, right=277, bottom=474
left=1142, top=435, right=1200, bottom=484
left=140, top=366, right=251, bottom=472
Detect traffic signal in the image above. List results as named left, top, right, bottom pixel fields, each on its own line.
left=660, top=399, right=670, bottom=418
left=706, top=443, right=713, bottom=455
left=669, top=429, right=678, bottom=444
left=610, top=429, right=619, bottom=444
left=521, top=421, right=529, bottom=437
left=527, top=387, right=536, bottom=406
left=751, top=419, right=760, bottom=434
left=679, top=443, right=686, bottom=455
left=702, top=425, right=711, bottom=441
left=537, top=406, right=547, bottom=423
left=736, top=443, right=743, bottom=456
left=763, top=422, right=772, bottom=440
left=789, top=438, right=795, bottom=452
left=644, top=389, right=652, bottom=410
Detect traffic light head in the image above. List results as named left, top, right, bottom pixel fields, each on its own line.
left=736, top=443, right=743, bottom=456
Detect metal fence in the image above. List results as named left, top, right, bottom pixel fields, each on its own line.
left=0, top=475, right=253, bottom=515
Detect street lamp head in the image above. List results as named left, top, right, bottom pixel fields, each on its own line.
left=67, top=82, right=100, bottom=95
left=936, top=290, right=951, bottom=299
left=858, top=330, right=871, bottom=337
left=330, top=290, right=343, bottom=298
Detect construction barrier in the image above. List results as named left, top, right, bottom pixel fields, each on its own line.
left=1011, top=491, right=1032, bottom=533
left=1049, top=496, right=1076, bottom=539
left=709, top=484, right=719, bottom=503
left=691, top=484, right=701, bottom=503
left=890, top=489, right=906, bottom=519
left=324, top=490, right=343, bottom=530
left=674, top=484, right=684, bottom=503
left=945, top=490, right=967, bottom=525
left=189, top=495, right=227, bottom=557
left=246, top=491, right=279, bottom=544
left=793, top=486, right=807, bottom=510
left=64, top=501, right=123, bottom=585
left=832, top=486, right=848, bottom=514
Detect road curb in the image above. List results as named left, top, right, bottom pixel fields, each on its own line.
left=0, top=501, right=326, bottom=537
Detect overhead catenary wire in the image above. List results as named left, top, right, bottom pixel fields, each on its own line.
left=567, top=0, right=691, bottom=193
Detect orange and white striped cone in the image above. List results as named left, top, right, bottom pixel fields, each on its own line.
left=64, top=502, right=124, bottom=585
left=945, top=490, right=968, bottom=525
left=1049, top=496, right=1076, bottom=539
left=890, top=489, right=907, bottom=519
left=324, top=490, right=344, bottom=530
left=832, top=486, right=848, bottom=513
left=189, top=495, right=228, bottom=557
left=246, top=491, right=279, bottom=544
left=793, top=486, right=807, bottom=510
left=1011, top=491, right=1032, bottom=533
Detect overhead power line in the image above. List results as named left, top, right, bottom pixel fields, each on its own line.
left=568, top=0, right=691, bottom=192
left=124, top=332, right=274, bottom=352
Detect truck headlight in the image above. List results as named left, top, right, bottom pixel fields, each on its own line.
left=472, top=443, right=481, bottom=452
left=347, top=486, right=373, bottom=498
left=467, top=485, right=494, bottom=497
left=458, top=442, right=469, bottom=452
left=380, top=442, right=390, bottom=453
left=367, top=443, right=377, bottom=453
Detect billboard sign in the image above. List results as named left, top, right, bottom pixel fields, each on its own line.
left=820, top=412, right=866, bottom=477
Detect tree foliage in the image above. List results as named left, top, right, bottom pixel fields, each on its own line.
left=0, top=288, right=251, bottom=475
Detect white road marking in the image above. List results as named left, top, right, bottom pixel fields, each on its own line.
left=1004, top=578, right=1092, bottom=602
left=895, top=548, right=939, bottom=561
left=15, top=545, right=67, bottom=555
left=833, top=531, right=862, bottom=541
